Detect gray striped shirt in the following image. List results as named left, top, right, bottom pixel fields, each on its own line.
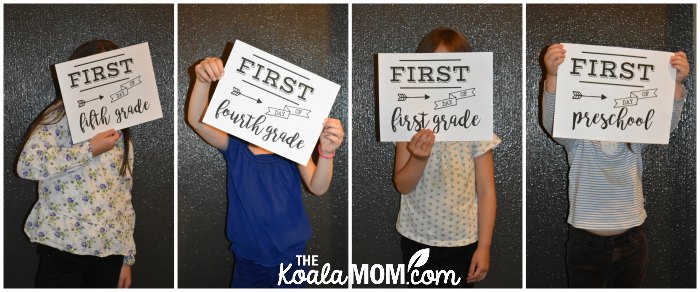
left=542, top=90, right=685, bottom=229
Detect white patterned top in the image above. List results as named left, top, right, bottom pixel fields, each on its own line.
left=396, top=135, right=500, bottom=247
left=18, top=109, right=136, bottom=265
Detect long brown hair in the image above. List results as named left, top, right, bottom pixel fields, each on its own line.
left=22, top=40, right=132, bottom=176
left=416, top=27, right=473, bottom=53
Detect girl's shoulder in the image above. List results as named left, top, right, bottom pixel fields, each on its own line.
left=37, top=105, right=67, bottom=126
left=439, top=133, right=501, bottom=155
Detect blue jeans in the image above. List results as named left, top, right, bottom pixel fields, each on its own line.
left=230, top=254, right=308, bottom=288
left=566, top=224, right=648, bottom=288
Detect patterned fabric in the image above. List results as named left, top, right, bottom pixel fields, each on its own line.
left=397, top=134, right=501, bottom=247
left=18, top=109, right=136, bottom=265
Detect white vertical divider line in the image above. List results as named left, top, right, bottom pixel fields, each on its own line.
left=347, top=2, right=354, bottom=288
left=173, top=2, right=179, bottom=289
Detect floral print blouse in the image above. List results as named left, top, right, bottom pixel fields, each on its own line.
left=18, top=109, right=136, bottom=265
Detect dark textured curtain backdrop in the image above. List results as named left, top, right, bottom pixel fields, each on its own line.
left=526, top=4, right=696, bottom=288
left=352, top=4, right=522, bottom=288
left=3, top=4, right=174, bottom=288
left=177, top=4, right=348, bottom=288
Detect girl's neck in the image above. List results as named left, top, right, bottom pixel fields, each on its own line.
left=247, top=144, right=273, bottom=155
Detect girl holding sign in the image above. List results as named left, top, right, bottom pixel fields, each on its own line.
left=187, top=57, right=344, bottom=288
left=17, top=40, right=135, bottom=288
left=393, top=28, right=500, bottom=288
left=541, top=43, right=689, bottom=288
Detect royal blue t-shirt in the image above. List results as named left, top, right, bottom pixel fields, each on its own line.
left=221, top=136, right=312, bottom=267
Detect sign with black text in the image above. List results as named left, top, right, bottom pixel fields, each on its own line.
left=202, top=40, right=340, bottom=165
left=554, top=43, right=677, bottom=144
left=378, top=52, right=493, bottom=141
left=55, top=42, right=162, bottom=143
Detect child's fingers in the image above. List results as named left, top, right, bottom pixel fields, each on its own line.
left=323, top=118, right=342, bottom=130
left=670, top=59, right=689, bottom=70
left=323, top=133, right=341, bottom=146
left=424, top=133, right=435, bottom=149
left=544, top=45, right=564, bottom=58
left=408, top=131, right=422, bottom=148
left=674, top=51, right=687, bottom=60
left=468, top=267, right=484, bottom=283
left=195, top=64, right=212, bottom=82
left=671, top=54, right=689, bottom=64
left=108, top=132, right=120, bottom=144
left=323, top=124, right=345, bottom=137
left=100, top=129, right=116, bottom=137
left=323, top=131, right=344, bottom=144
left=545, top=44, right=566, bottom=66
left=555, top=51, right=566, bottom=65
left=214, top=58, right=225, bottom=79
left=202, top=61, right=219, bottom=81
left=207, top=58, right=223, bottom=79
left=323, top=117, right=341, bottom=126
left=670, top=57, right=690, bottom=80
left=546, top=50, right=565, bottom=65
left=672, top=63, right=689, bottom=76
left=413, top=129, right=428, bottom=141
left=547, top=43, right=563, bottom=52
left=468, top=259, right=477, bottom=277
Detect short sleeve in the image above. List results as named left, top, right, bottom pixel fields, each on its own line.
left=218, top=135, right=237, bottom=156
left=471, top=132, right=501, bottom=158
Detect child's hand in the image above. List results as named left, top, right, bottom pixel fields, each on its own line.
left=671, top=51, right=689, bottom=84
left=467, top=246, right=490, bottom=283
left=544, top=43, right=566, bottom=77
left=118, top=264, right=132, bottom=288
left=407, top=129, right=435, bottom=160
left=89, top=129, right=120, bottom=157
left=195, top=57, right=224, bottom=83
left=319, top=118, right=344, bottom=156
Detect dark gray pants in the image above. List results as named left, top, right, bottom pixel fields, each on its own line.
left=566, top=225, right=648, bottom=288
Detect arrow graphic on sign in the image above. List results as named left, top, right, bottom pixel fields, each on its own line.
left=397, top=93, right=430, bottom=101
left=572, top=91, right=607, bottom=100
left=231, top=87, right=262, bottom=104
left=77, top=95, right=104, bottom=108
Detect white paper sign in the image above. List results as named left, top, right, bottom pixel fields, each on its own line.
left=202, top=40, right=340, bottom=165
left=55, top=42, right=162, bottom=143
left=554, top=43, right=676, bottom=144
left=378, top=52, right=493, bottom=141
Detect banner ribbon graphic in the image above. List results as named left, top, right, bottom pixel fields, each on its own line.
left=110, top=76, right=142, bottom=103
left=614, top=89, right=657, bottom=108
left=265, top=105, right=311, bottom=119
left=434, top=88, right=476, bottom=110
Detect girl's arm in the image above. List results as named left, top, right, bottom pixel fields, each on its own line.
left=17, top=122, right=119, bottom=180
left=393, top=129, right=435, bottom=194
left=298, top=118, right=344, bottom=195
left=544, top=43, right=566, bottom=94
left=187, top=57, right=228, bottom=151
left=541, top=44, right=579, bottom=149
left=668, top=51, right=689, bottom=134
left=118, top=265, right=131, bottom=288
left=467, top=150, right=497, bottom=283
left=671, top=51, right=689, bottom=100
left=541, top=43, right=566, bottom=136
